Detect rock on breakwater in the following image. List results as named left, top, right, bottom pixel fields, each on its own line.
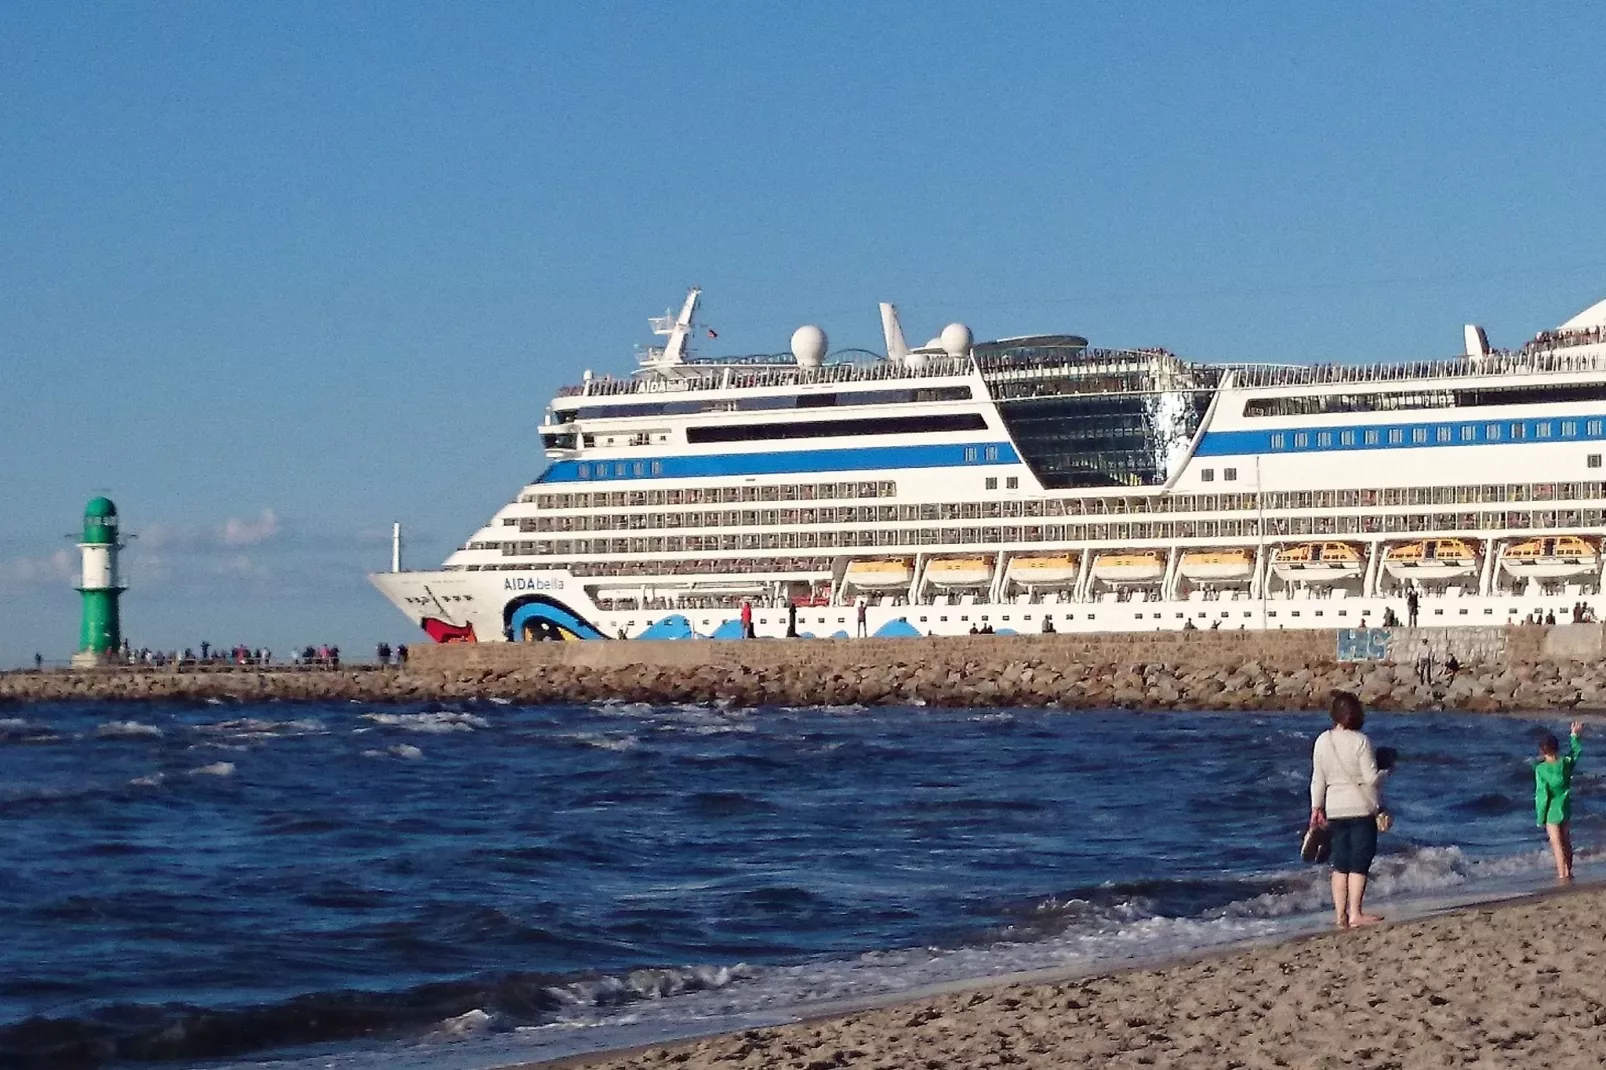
left=3, top=627, right=1606, bottom=712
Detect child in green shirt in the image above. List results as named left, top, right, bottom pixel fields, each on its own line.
left=1535, top=721, right=1583, bottom=881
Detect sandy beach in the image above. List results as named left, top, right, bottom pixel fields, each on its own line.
left=551, top=886, right=1606, bottom=1070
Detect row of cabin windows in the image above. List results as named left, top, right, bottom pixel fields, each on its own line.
left=499, top=479, right=1606, bottom=537
left=459, top=505, right=1606, bottom=561
left=1267, top=419, right=1606, bottom=452
left=525, top=481, right=898, bottom=509
left=527, top=480, right=1606, bottom=516
left=1244, top=382, right=1606, bottom=418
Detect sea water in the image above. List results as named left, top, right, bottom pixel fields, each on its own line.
left=0, top=701, right=1598, bottom=1069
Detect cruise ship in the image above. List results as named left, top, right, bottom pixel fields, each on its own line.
left=371, top=290, right=1606, bottom=641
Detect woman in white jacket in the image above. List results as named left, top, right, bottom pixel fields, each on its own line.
left=1310, top=690, right=1387, bottom=928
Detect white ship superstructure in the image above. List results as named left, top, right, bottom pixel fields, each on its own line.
left=371, top=291, right=1606, bottom=642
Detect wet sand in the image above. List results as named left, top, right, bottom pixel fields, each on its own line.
left=544, top=885, right=1606, bottom=1070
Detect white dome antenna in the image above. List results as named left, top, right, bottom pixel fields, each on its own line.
left=791, top=325, right=828, bottom=368
left=940, top=323, right=973, bottom=358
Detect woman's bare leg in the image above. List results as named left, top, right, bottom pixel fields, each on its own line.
left=1547, top=824, right=1571, bottom=880
left=1347, top=873, right=1383, bottom=925
left=1330, top=870, right=1350, bottom=927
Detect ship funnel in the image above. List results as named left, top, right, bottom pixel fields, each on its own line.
left=879, top=303, right=911, bottom=363
left=1464, top=324, right=1490, bottom=361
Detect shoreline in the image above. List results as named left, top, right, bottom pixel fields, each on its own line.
left=516, top=877, right=1606, bottom=1070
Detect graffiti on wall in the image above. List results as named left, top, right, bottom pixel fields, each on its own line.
left=1336, top=628, right=1393, bottom=662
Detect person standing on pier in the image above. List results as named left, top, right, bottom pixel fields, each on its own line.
left=1406, top=586, right=1420, bottom=628
left=740, top=599, right=754, bottom=639
left=855, top=597, right=868, bottom=638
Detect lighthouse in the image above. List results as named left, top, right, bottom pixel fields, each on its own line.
left=73, top=496, right=125, bottom=668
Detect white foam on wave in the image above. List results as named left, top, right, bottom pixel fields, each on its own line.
left=562, top=732, right=639, bottom=752
left=129, top=773, right=165, bottom=788
left=489, top=844, right=1574, bottom=1067
left=194, top=717, right=327, bottom=742
left=428, top=1008, right=496, bottom=1039
left=361, top=711, right=490, bottom=733
left=95, top=721, right=164, bottom=740
left=189, top=761, right=236, bottom=777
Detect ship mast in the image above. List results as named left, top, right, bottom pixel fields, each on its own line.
left=638, top=287, right=701, bottom=372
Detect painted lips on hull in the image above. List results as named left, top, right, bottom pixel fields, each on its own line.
left=422, top=618, right=478, bottom=643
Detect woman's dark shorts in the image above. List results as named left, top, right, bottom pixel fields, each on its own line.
left=1328, top=815, right=1378, bottom=874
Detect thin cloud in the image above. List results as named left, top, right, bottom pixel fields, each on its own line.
left=220, top=509, right=280, bottom=546
left=0, top=548, right=76, bottom=587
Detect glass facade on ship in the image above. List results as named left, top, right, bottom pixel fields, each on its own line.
left=976, top=337, right=1222, bottom=489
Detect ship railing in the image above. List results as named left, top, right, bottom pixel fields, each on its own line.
left=1229, top=346, right=1606, bottom=389
left=553, top=346, right=1199, bottom=400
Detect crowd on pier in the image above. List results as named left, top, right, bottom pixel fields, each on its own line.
left=92, top=640, right=412, bottom=669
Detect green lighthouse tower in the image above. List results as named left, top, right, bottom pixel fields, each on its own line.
left=73, top=496, right=125, bottom=668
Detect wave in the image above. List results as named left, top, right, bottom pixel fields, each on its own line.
left=362, top=744, right=424, bottom=760
left=188, top=762, right=236, bottom=777
left=0, top=962, right=754, bottom=1069
left=93, top=721, right=163, bottom=740
left=360, top=711, right=490, bottom=733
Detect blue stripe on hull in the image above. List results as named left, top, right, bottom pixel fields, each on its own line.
left=538, top=442, right=1022, bottom=483
left=1197, top=414, right=1606, bottom=457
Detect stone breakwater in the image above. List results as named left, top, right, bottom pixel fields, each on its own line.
left=4, top=626, right=1606, bottom=712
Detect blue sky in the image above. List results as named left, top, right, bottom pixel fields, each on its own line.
left=3, top=3, right=1604, bottom=666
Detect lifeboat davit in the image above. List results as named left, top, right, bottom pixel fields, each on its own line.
left=1500, top=535, right=1600, bottom=579
left=1384, top=538, right=1477, bottom=581
left=1090, top=550, right=1165, bottom=583
left=924, top=556, right=992, bottom=587
left=1005, top=554, right=1080, bottom=588
left=1271, top=542, right=1363, bottom=584
left=844, top=558, right=913, bottom=589
left=1178, top=548, right=1255, bottom=582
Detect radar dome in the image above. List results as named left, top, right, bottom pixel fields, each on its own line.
left=791, top=324, right=828, bottom=368
left=941, top=322, right=973, bottom=357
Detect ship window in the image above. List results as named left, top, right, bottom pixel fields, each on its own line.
left=1200, top=468, right=1215, bottom=482
left=1270, top=433, right=1286, bottom=450
left=1591, top=420, right=1604, bottom=436
left=1364, top=430, right=1379, bottom=445
left=1006, top=476, right=1019, bottom=489
left=1562, top=421, right=1578, bottom=437
left=1436, top=426, right=1452, bottom=443
left=1511, top=423, right=1526, bottom=440
left=984, top=446, right=999, bottom=462
left=687, top=413, right=986, bottom=444
left=1224, top=468, right=1238, bottom=481
left=1294, top=433, right=1309, bottom=448
left=1487, top=424, right=1501, bottom=441
left=1536, top=423, right=1552, bottom=439
left=1412, top=428, right=1427, bottom=444
left=964, top=447, right=979, bottom=463
left=1388, top=429, right=1404, bottom=445
left=1589, top=455, right=1602, bottom=469
left=1317, top=432, right=1332, bottom=447
left=1461, top=425, right=1476, bottom=441
left=651, top=461, right=663, bottom=475
left=985, top=477, right=998, bottom=490
left=633, top=462, right=645, bottom=476
left=1340, top=431, right=1355, bottom=446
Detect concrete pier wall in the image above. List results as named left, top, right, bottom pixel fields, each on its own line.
left=3, top=625, right=1601, bottom=711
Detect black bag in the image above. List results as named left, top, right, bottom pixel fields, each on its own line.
left=1300, top=823, right=1331, bottom=864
